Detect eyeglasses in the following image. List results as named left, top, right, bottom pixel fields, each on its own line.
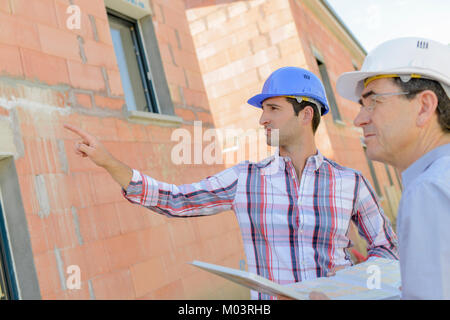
left=359, top=91, right=414, bottom=113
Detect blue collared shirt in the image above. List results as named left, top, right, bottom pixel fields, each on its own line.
left=397, top=143, right=450, bottom=299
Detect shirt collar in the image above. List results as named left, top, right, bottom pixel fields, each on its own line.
left=402, top=143, right=450, bottom=189
left=259, top=147, right=324, bottom=175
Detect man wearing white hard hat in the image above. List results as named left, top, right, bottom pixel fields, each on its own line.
left=337, top=37, right=450, bottom=299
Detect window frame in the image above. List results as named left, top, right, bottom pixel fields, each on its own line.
left=315, top=58, right=343, bottom=122
left=0, top=191, right=17, bottom=300
left=107, top=9, right=159, bottom=113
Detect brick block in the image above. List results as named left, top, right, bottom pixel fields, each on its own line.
left=174, top=107, right=196, bottom=121
left=227, top=41, right=252, bottom=62
left=75, top=92, right=92, bottom=108
left=188, top=18, right=206, bottom=36
left=199, top=50, right=229, bottom=73
left=106, top=69, right=123, bottom=96
left=72, top=0, right=107, bottom=20
left=104, top=232, right=143, bottom=271
left=92, top=203, right=122, bottom=240
left=171, top=48, right=199, bottom=71
left=277, top=36, right=303, bottom=58
left=82, top=240, right=111, bottom=279
left=130, top=125, right=148, bottom=143
left=91, top=269, right=136, bottom=300
left=183, top=88, right=209, bottom=109
left=115, top=201, right=147, bottom=235
left=130, top=257, right=170, bottom=297
left=113, top=120, right=134, bottom=142
left=33, top=250, right=62, bottom=296
left=26, top=213, right=49, bottom=255
left=13, top=0, right=58, bottom=28
left=0, top=43, right=23, bottom=76
left=83, top=39, right=118, bottom=70
left=150, top=279, right=186, bottom=299
left=153, top=22, right=177, bottom=46
left=167, top=218, right=197, bottom=246
left=227, top=1, right=249, bottom=18
left=249, top=34, right=270, bottom=53
left=138, top=224, right=173, bottom=260
left=196, top=111, right=213, bottom=124
left=184, top=69, right=205, bottom=91
left=0, top=13, right=41, bottom=50
left=269, top=22, right=298, bottom=45
left=161, top=4, right=189, bottom=32
left=21, top=48, right=70, bottom=85
left=76, top=205, right=100, bottom=243
left=43, top=211, right=78, bottom=249
left=94, top=16, right=113, bottom=45
left=38, top=24, right=81, bottom=61
left=94, top=95, right=124, bottom=111
left=205, top=8, right=227, bottom=30
left=257, top=8, right=293, bottom=34
left=91, top=171, right=123, bottom=204
left=66, top=59, right=105, bottom=91
left=181, top=269, right=214, bottom=299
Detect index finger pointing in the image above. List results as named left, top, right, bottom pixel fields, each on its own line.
left=64, top=124, right=94, bottom=144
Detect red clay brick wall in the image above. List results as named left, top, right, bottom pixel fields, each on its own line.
left=0, top=0, right=247, bottom=299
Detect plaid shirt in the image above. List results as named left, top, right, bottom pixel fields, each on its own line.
left=122, top=150, right=398, bottom=300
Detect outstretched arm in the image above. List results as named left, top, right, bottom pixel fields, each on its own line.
left=64, top=123, right=239, bottom=218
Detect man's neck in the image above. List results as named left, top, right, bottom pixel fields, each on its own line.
left=279, top=141, right=317, bottom=180
left=395, top=133, right=450, bottom=172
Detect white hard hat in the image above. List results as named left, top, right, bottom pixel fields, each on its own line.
left=336, top=37, right=450, bottom=102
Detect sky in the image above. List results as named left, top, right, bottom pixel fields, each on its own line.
left=326, top=0, right=450, bottom=53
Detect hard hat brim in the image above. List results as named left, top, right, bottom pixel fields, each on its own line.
left=247, top=93, right=329, bottom=116
left=336, top=71, right=378, bottom=103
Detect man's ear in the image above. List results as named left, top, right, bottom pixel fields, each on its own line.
left=416, top=90, right=439, bottom=128
left=302, top=105, right=315, bottom=123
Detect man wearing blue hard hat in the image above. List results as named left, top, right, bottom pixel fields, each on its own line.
left=337, top=37, right=450, bottom=299
left=246, top=66, right=398, bottom=299
left=64, top=66, right=398, bottom=300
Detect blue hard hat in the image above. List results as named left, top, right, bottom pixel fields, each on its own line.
left=247, top=67, right=330, bottom=116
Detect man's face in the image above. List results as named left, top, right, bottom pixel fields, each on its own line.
left=259, top=96, right=302, bottom=147
left=353, top=78, right=418, bottom=163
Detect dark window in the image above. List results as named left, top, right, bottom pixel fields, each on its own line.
left=316, top=59, right=342, bottom=121
left=0, top=203, right=12, bottom=300
left=108, top=11, right=158, bottom=113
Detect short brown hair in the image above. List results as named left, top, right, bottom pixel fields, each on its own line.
left=392, top=78, right=450, bottom=132
left=285, top=97, right=321, bottom=133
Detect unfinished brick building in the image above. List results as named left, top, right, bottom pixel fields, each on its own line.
left=0, top=0, right=402, bottom=300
